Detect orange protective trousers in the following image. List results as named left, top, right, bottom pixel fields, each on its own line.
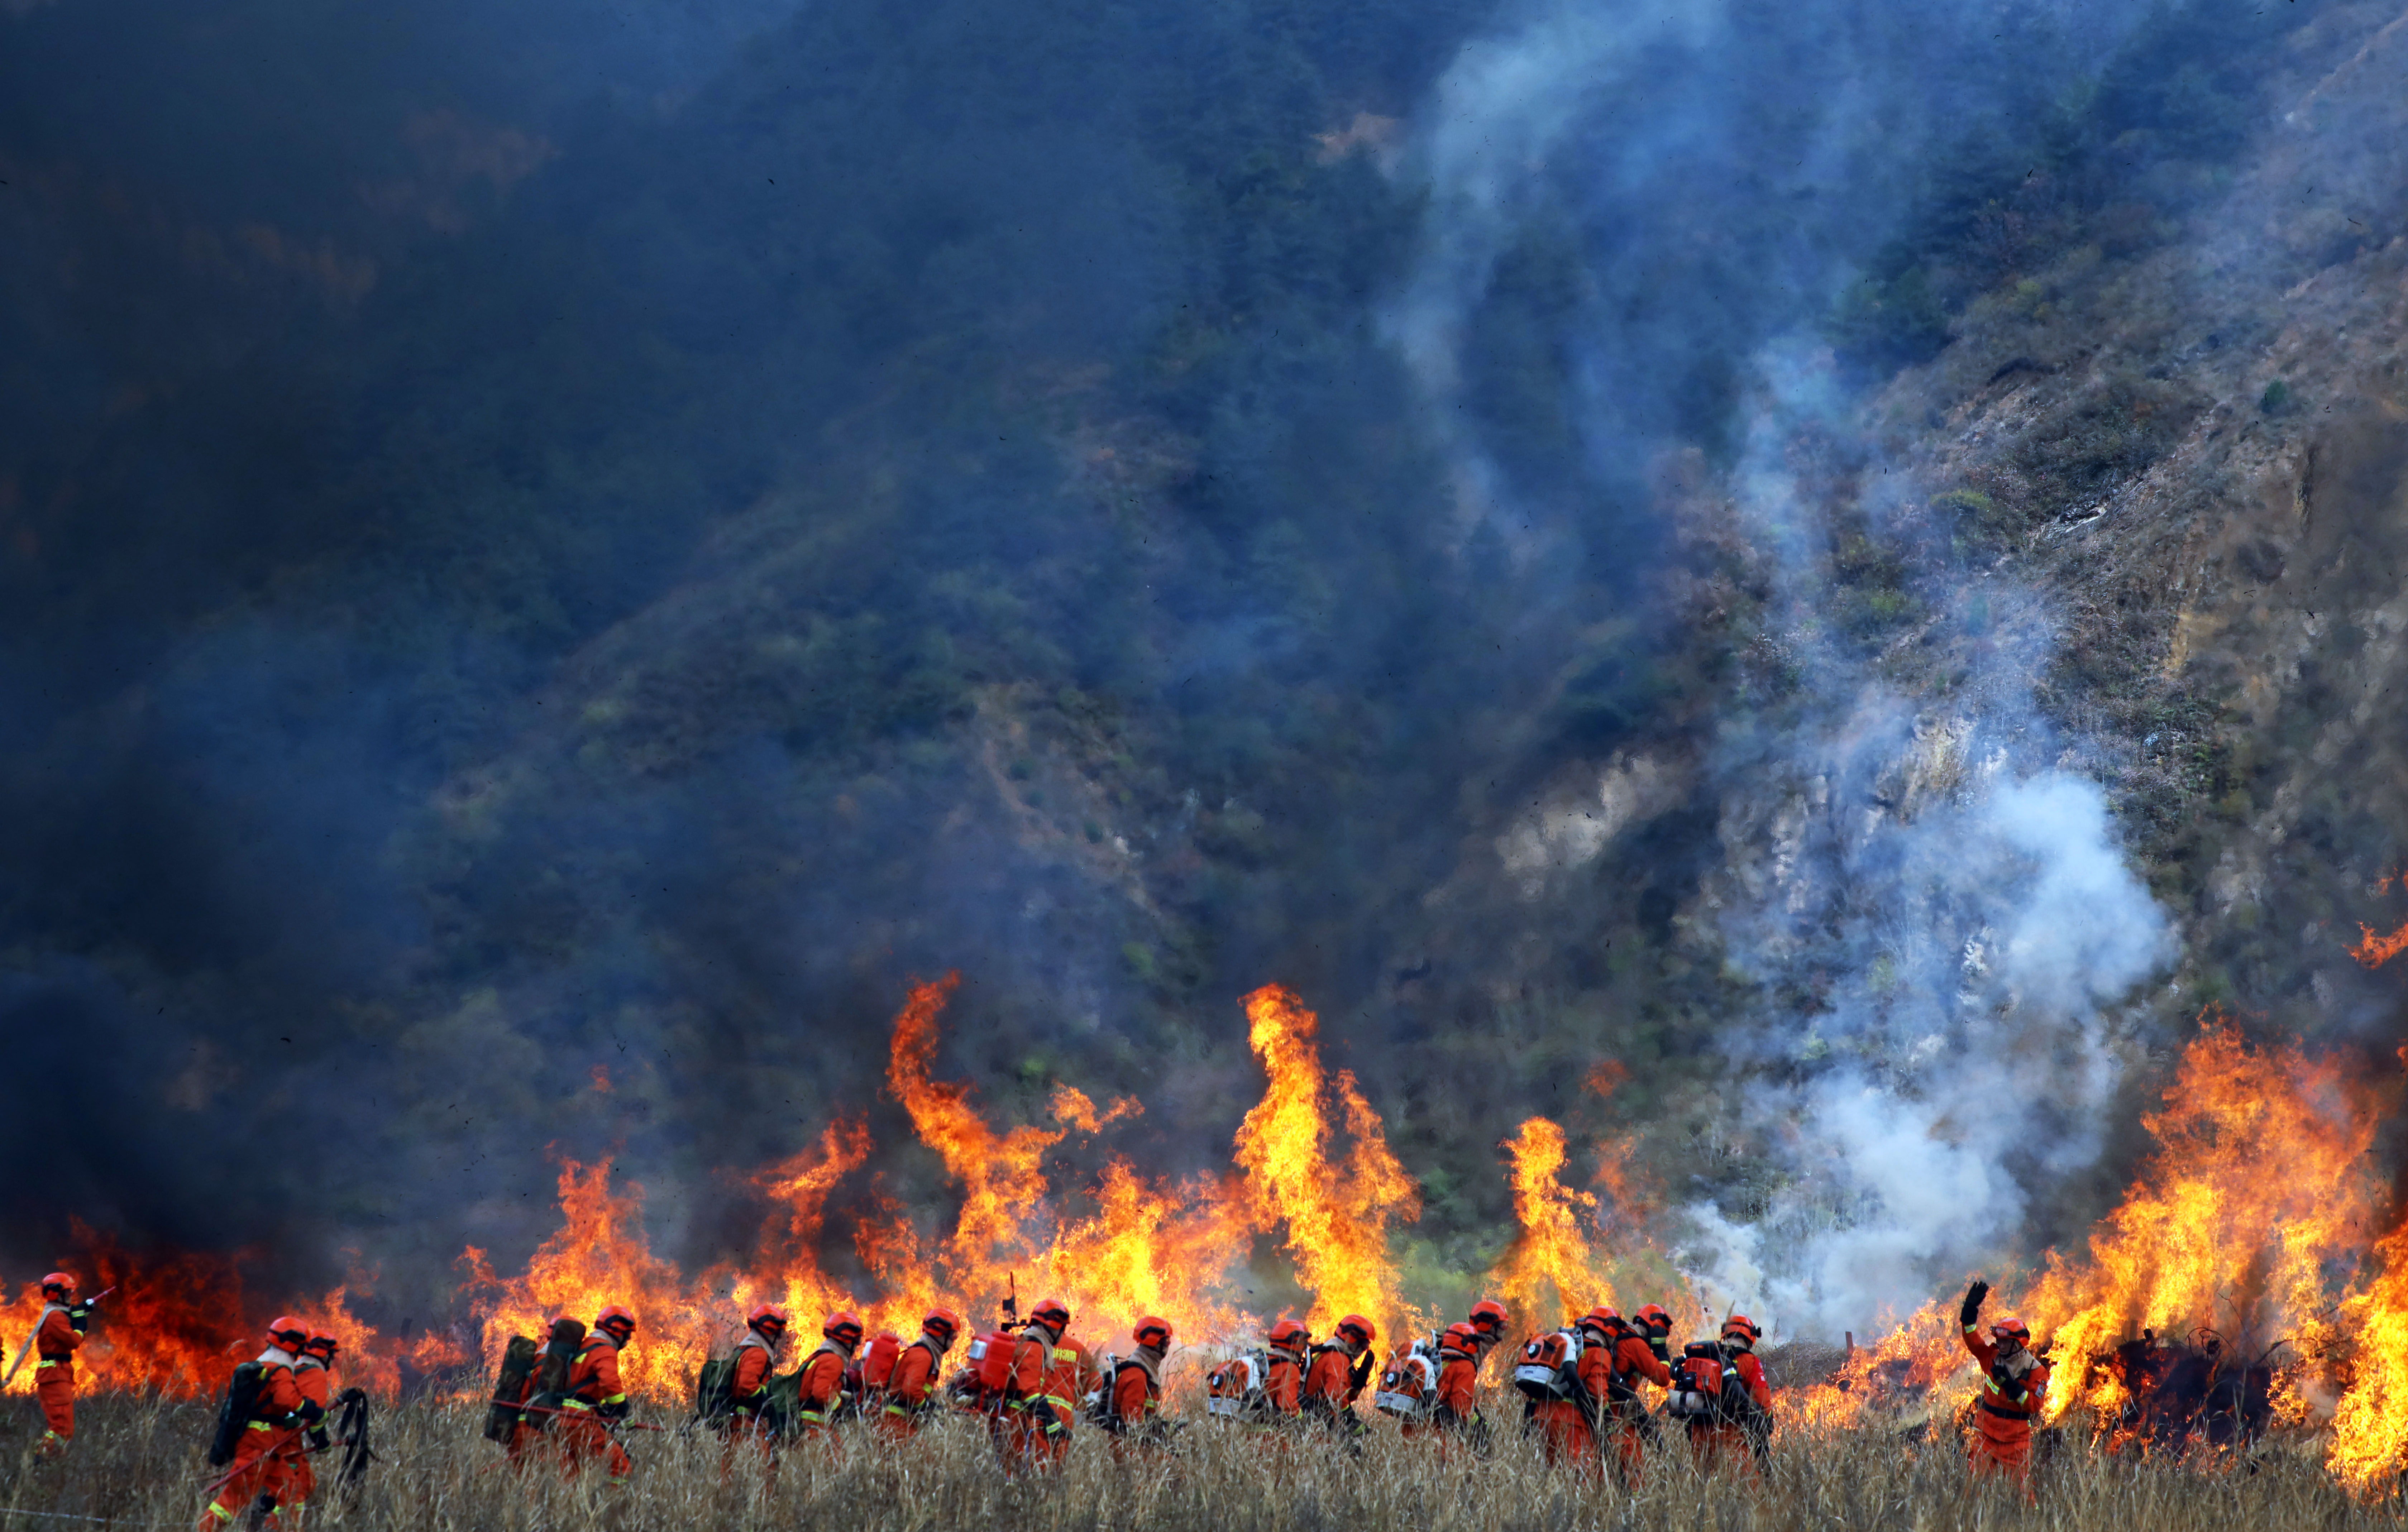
left=1530, top=1401, right=1595, bottom=1466
left=35, top=1374, right=74, bottom=1444
left=1970, top=1424, right=2034, bottom=1494
left=1686, top=1424, right=1760, bottom=1479
left=553, top=1413, right=631, bottom=1482
left=199, top=1430, right=290, bottom=1531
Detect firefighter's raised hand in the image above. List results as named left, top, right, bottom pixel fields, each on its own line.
left=1960, top=1279, right=1990, bottom=1327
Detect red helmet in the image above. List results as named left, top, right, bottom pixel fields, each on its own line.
left=595, top=1305, right=636, bottom=1341
left=267, top=1316, right=308, bottom=1349
left=1267, top=1317, right=1309, bottom=1351
left=923, top=1307, right=965, bottom=1342
left=1133, top=1316, right=1172, bottom=1349
left=1721, top=1315, right=1761, bottom=1344
left=1991, top=1316, right=2031, bottom=1344
left=1580, top=1305, right=1626, bottom=1336
left=304, top=1332, right=340, bottom=1358
left=1335, top=1314, right=1376, bottom=1348
left=823, top=1310, right=865, bottom=1346
left=747, top=1303, right=788, bottom=1335
left=1029, top=1298, right=1071, bottom=1330
left=1439, top=1323, right=1478, bottom=1358
left=39, top=1273, right=76, bottom=1300
left=1468, top=1299, right=1508, bottom=1336
left=1633, top=1303, right=1672, bottom=1332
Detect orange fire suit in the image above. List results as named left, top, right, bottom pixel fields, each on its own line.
left=1104, top=1354, right=1166, bottom=1460
left=1301, top=1344, right=1367, bottom=1445
left=793, top=1341, right=851, bottom=1443
left=724, top=1331, right=779, bottom=1454
left=1963, top=1326, right=2049, bottom=1486
left=555, top=1335, right=632, bottom=1484
left=881, top=1335, right=947, bottom=1440
left=1685, top=1349, right=1771, bottom=1476
left=273, top=1355, right=333, bottom=1518
left=1263, top=1349, right=1306, bottom=1418
left=1530, top=1342, right=1596, bottom=1467
left=1594, top=1334, right=1670, bottom=1484
left=199, top=1348, right=320, bottom=1532
left=1004, top=1327, right=1088, bottom=1469
left=32, top=1303, right=83, bottom=1449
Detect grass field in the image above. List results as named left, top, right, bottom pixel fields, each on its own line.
left=2, top=1390, right=2398, bottom=1532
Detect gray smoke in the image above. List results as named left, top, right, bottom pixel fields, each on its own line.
left=1390, top=0, right=2178, bottom=1334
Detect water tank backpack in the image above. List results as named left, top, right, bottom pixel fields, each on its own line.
left=1375, top=1337, right=1441, bottom=1420
left=1206, top=1350, right=1271, bottom=1420
left=1513, top=1330, right=1585, bottom=1402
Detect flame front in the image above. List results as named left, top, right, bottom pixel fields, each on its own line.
left=1488, top=1118, right=1610, bottom=1327
left=1232, top=983, right=1420, bottom=1340
left=2020, top=1023, right=2381, bottom=1425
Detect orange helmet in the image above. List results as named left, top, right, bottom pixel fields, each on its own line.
left=1439, top=1323, right=1478, bottom=1358
left=824, top=1310, right=865, bottom=1346
left=1267, top=1318, right=1309, bottom=1351
left=1633, top=1303, right=1672, bottom=1332
left=1133, top=1316, right=1172, bottom=1349
left=1721, top=1315, right=1761, bottom=1345
left=39, top=1273, right=76, bottom=1300
left=1468, top=1299, right=1508, bottom=1337
left=1335, top=1314, right=1375, bottom=1348
left=923, top=1307, right=965, bottom=1343
left=304, top=1332, right=340, bottom=1359
left=747, top=1303, right=788, bottom=1336
left=1580, top=1305, right=1626, bottom=1336
left=1991, top=1316, right=2031, bottom=1344
left=595, top=1306, right=636, bottom=1341
left=1029, top=1298, right=1071, bottom=1330
left=267, top=1316, right=308, bottom=1350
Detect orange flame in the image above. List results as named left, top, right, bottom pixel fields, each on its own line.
left=2352, top=919, right=2408, bottom=967
left=1488, top=1118, right=1612, bottom=1325
left=1232, top=984, right=1420, bottom=1341
left=2020, top=1023, right=2383, bottom=1424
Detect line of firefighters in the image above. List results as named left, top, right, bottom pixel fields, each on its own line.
left=13, top=1268, right=2050, bottom=1517
left=477, top=1278, right=2046, bottom=1486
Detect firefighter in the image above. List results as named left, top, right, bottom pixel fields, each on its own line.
left=1631, top=1303, right=1676, bottom=1370
left=727, top=1304, right=787, bottom=1454
left=1524, top=1317, right=1592, bottom=1468
left=501, top=1316, right=571, bottom=1468
left=274, top=1331, right=339, bottom=1523
left=1004, top=1298, right=1088, bottom=1470
left=881, top=1308, right=961, bottom=1440
left=795, top=1311, right=863, bottom=1442
left=1580, top=1307, right=1670, bottom=1485
left=1686, top=1315, right=1772, bottom=1476
left=1430, top=1323, right=1489, bottom=1456
left=1104, top=1317, right=1173, bottom=1456
left=556, top=1306, right=636, bottom=1485
left=1960, top=1280, right=2048, bottom=1489
left=198, top=1318, right=324, bottom=1532
left=27, top=1272, right=96, bottom=1453
left=1262, top=1318, right=1310, bottom=1420
left=1466, top=1299, right=1509, bottom=1365
left=1302, top=1314, right=1375, bottom=1446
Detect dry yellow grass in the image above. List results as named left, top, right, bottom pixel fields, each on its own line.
left=2, top=1390, right=2395, bottom=1532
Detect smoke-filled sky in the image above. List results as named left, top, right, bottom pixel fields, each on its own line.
left=0, top=0, right=2352, bottom=1334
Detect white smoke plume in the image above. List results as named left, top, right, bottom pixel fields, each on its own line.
left=1392, top=0, right=2177, bottom=1336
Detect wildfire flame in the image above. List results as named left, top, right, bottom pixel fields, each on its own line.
left=1232, top=983, right=1420, bottom=1340
left=36, top=971, right=2408, bottom=1498
left=2352, top=919, right=2408, bottom=967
